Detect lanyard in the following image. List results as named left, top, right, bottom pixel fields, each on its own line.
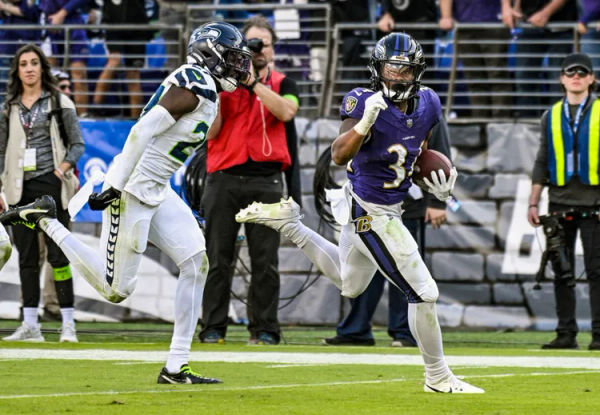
left=563, top=97, right=588, bottom=135
left=19, top=101, right=42, bottom=141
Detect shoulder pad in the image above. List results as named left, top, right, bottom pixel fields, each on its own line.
left=168, top=65, right=218, bottom=103
left=340, top=88, right=374, bottom=118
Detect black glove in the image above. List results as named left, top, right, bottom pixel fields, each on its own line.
left=88, top=187, right=121, bottom=211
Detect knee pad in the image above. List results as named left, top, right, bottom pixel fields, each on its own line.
left=130, top=219, right=150, bottom=254
left=419, top=279, right=439, bottom=303
left=179, top=251, right=209, bottom=281
left=0, top=239, right=12, bottom=269
left=104, top=289, right=128, bottom=303
left=341, top=275, right=372, bottom=298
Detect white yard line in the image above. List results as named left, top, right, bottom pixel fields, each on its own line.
left=1, top=348, right=600, bottom=369
left=0, top=370, right=598, bottom=400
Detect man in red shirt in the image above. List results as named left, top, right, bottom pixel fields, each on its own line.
left=199, top=15, right=301, bottom=345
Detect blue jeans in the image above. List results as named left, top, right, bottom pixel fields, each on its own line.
left=581, top=29, right=600, bottom=76
left=513, top=28, right=572, bottom=117
left=336, top=218, right=423, bottom=342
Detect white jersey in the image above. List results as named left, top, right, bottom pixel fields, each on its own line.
left=121, top=64, right=218, bottom=205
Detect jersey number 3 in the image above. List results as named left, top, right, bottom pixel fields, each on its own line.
left=383, top=144, right=408, bottom=189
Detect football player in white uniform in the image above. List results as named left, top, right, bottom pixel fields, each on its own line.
left=0, top=22, right=252, bottom=384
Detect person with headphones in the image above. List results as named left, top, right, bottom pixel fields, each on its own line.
left=198, top=15, right=301, bottom=346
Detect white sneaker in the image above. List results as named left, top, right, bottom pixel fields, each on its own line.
left=60, top=322, right=78, bottom=343
left=424, top=375, right=485, bottom=394
left=2, top=322, right=45, bottom=342
left=235, top=198, right=302, bottom=231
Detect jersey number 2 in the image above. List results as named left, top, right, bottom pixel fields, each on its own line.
left=168, top=121, right=209, bottom=163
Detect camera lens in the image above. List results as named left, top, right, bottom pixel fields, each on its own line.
left=248, top=38, right=263, bottom=54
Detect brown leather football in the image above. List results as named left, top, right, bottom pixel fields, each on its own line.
left=412, top=149, right=453, bottom=189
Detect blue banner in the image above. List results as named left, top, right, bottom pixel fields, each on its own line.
left=75, top=120, right=186, bottom=222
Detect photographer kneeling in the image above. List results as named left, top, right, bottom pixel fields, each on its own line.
left=528, top=53, right=600, bottom=350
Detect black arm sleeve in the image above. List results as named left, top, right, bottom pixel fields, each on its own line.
left=61, top=107, right=85, bottom=167
left=279, top=76, right=299, bottom=101
left=284, top=120, right=302, bottom=207
left=280, top=76, right=302, bottom=205
left=532, top=111, right=549, bottom=184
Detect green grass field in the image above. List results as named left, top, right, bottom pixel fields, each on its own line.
left=1, top=322, right=599, bottom=415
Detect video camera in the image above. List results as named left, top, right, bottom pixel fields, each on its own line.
left=247, top=38, right=264, bottom=54
left=534, top=209, right=599, bottom=289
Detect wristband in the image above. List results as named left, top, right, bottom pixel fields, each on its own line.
left=353, top=117, right=373, bottom=136
left=247, top=78, right=259, bottom=91
left=529, top=205, right=538, bottom=208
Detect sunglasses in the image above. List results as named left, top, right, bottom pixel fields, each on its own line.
left=563, top=67, right=591, bottom=78
left=58, top=84, right=71, bottom=91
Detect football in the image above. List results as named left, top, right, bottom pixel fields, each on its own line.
left=412, top=149, right=453, bottom=189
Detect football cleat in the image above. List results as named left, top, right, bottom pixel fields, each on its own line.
left=2, top=322, right=45, bottom=342
left=0, top=195, right=56, bottom=228
left=59, top=322, right=78, bottom=343
left=157, top=364, right=222, bottom=384
left=424, top=375, right=485, bottom=394
left=235, top=198, right=302, bottom=231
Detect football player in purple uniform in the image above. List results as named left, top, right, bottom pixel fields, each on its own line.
left=236, top=33, right=484, bottom=394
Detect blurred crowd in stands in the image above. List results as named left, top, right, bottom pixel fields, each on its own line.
left=0, top=0, right=598, bottom=119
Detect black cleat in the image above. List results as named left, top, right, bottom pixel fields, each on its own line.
left=589, top=336, right=600, bottom=351
left=157, top=364, right=222, bottom=384
left=0, top=195, right=56, bottom=228
left=542, top=335, right=579, bottom=349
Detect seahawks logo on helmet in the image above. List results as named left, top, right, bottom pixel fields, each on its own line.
left=187, top=22, right=251, bottom=92
left=190, top=28, right=221, bottom=44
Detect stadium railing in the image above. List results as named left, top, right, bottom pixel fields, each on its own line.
left=0, top=23, right=182, bottom=117
left=186, top=2, right=332, bottom=119
left=327, top=22, right=598, bottom=123
left=1, top=18, right=598, bottom=122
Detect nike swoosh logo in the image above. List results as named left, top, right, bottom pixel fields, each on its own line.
left=19, top=208, right=46, bottom=221
left=160, top=374, right=178, bottom=384
left=426, top=384, right=452, bottom=393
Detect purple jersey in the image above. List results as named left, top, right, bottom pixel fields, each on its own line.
left=340, top=87, right=442, bottom=205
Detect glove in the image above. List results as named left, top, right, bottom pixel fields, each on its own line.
left=353, top=91, right=388, bottom=136
left=423, top=167, right=458, bottom=202
left=88, top=187, right=121, bottom=211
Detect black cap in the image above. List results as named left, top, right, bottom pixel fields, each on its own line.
left=561, top=53, right=593, bottom=73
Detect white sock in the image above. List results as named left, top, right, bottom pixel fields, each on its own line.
left=23, top=307, right=39, bottom=327
left=38, top=218, right=70, bottom=245
left=166, top=252, right=207, bottom=373
left=280, top=221, right=342, bottom=289
left=39, top=218, right=107, bottom=296
left=60, top=307, right=75, bottom=325
left=408, top=302, right=452, bottom=384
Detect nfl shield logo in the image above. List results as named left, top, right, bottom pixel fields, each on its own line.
left=406, top=119, right=413, bottom=128
left=345, top=96, right=358, bottom=114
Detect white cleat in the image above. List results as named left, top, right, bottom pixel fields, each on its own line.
left=59, top=322, right=79, bottom=343
left=424, top=375, right=485, bottom=394
left=235, top=198, right=303, bottom=231
left=2, top=322, right=45, bottom=342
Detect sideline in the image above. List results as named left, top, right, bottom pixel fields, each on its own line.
left=2, top=348, right=600, bottom=369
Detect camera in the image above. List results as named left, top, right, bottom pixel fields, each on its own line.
left=534, top=212, right=575, bottom=289
left=247, top=38, right=264, bottom=54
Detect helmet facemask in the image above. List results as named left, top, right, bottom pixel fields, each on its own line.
left=187, top=23, right=251, bottom=92
left=368, top=33, right=427, bottom=103
left=371, top=60, right=425, bottom=103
